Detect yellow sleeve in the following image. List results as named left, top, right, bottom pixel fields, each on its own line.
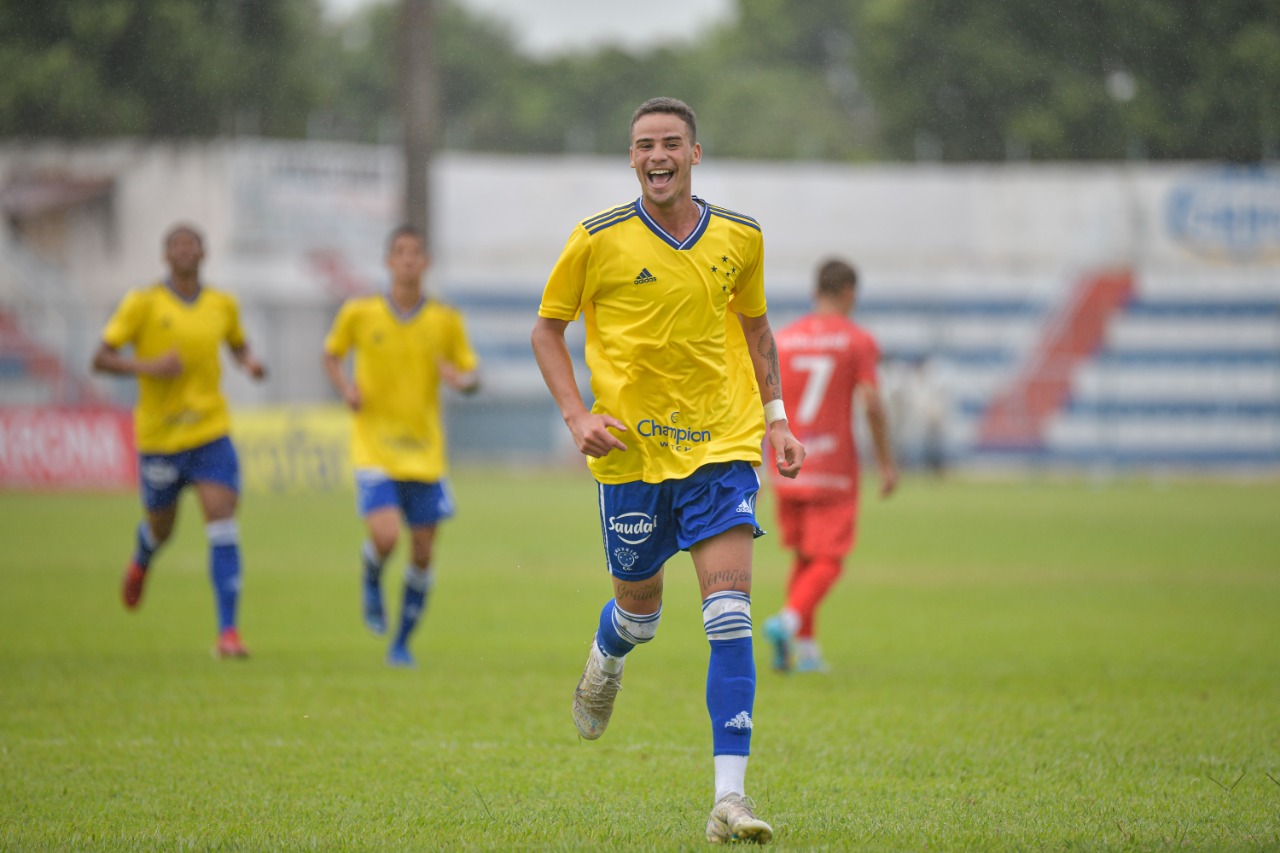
left=100, top=290, right=148, bottom=349
left=538, top=225, right=591, bottom=321
left=223, top=293, right=247, bottom=349
left=728, top=231, right=767, bottom=319
left=444, top=309, right=480, bottom=372
left=323, top=300, right=357, bottom=357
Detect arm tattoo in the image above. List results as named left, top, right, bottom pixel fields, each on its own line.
left=757, top=332, right=781, bottom=399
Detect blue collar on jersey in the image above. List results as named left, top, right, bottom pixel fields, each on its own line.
left=164, top=278, right=202, bottom=304
left=383, top=292, right=426, bottom=320
left=635, top=196, right=710, bottom=250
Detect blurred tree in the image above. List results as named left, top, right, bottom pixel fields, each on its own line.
left=703, top=0, right=876, bottom=159
left=310, top=0, right=528, bottom=145
left=3, top=0, right=1274, bottom=161
left=322, top=0, right=877, bottom=160
left=0, top=0, right=326, bottom=138
left=854, top=0, right=1280, bottom=161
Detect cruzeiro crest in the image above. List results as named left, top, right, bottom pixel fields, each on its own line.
left=709, top=253, right=739, bottom=293
left=613, top=547, right=639, bottom=570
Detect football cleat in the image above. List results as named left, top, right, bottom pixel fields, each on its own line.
left=386, top=644, right=415, bottom=668
left=706, top=793, right=773, bottom=844
left=763, top=615, right=793, bottom=673
left=122, top=561, right=148, bottom=610
left=213, top=627, right=250, bottom=659
left=362, top=575, right=387, bottom=635
left=571, top=641, right=623, bottom=740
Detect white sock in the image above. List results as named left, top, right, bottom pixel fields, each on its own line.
left=592, top=640, right=625, bottom=675
left=713, top=754, right=748, bottom=803
left=795, top=638, right=819, bottom=659
left=404, top=565, right=433, bottom=593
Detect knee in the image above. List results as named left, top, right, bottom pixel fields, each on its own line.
left=368, top=528, right=398, bottom=558
left=703, top=591, right=752, bottom=641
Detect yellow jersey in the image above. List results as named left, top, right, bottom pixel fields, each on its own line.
left=539, top=197, right=767, bottom=484
left=100, top=281, right=246, bottom=454
left=324, top=295, right=478, bottom=482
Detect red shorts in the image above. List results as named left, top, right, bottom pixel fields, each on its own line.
left=776, top=495, right=858, bottom=560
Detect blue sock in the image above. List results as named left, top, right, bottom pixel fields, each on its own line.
left=595, top=599, right=633, bottom=657
left=207, top=520, right=241, bottom=632
left=133, top=521, right=159, bottom=569
left=393, top=567, right=433, bottom=648
left=703, top=591, right=756, bottom=757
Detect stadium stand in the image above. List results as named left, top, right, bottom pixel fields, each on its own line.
left=1, top=145, right=1276, bottom=472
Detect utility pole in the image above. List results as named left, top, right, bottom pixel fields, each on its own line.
left=399, top=0, right=437, bottom=247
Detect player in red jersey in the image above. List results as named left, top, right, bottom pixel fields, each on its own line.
left=763, top=258, right=897, bottom=673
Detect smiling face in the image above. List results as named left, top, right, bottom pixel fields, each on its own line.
left=629, top=111, right=701, bottom=212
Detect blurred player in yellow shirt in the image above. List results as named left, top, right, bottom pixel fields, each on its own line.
left=92, top=224, right=267, bottom=658
left=323, top=225, right=480, bottom=668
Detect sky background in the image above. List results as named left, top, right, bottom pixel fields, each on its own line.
left=321, top=0, right=737, bottom=57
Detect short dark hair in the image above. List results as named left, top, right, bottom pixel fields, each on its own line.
left=630, top=97, right=697, bottom=143
left=815, top=258, right=858, bottom=297
left=163, top=223, right=203, bottom=249
left=386, top=223, right=426, bottom=253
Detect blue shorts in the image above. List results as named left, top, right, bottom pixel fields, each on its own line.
left=138, top=435, right=240, bottom=512
left=597, top=461, right=763, bottom=582
left=355, top=470, right=455, bottom=528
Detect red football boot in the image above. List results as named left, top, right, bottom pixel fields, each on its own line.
left=214, top=627, right=250, bottom=659
left=122, top=561, right=147, bottom=610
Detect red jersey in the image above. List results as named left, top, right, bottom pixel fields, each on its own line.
left=769, top=313, right=880, bottom=500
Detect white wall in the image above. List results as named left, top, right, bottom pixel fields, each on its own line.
left=5, top=141, right=1277, bottom=304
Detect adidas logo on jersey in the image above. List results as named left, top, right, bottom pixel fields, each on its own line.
left=735, top=498, right=754, bottom=514
left=634, top=268, right=657, bottom=284
left=724, top=711, right=754, bottom=730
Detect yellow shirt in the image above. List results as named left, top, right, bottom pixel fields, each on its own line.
left=324, top=295, right=478, bottom=482
left=100, top=281, right=245, bottom=454
left=539, top=197, right=767, bottom=484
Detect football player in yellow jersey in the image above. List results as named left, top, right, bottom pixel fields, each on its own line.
left=323, top=225, right=479, bottom=668
left=92, top=224, right=267, bottom=659
left=532, top=97, right=804, bottom=844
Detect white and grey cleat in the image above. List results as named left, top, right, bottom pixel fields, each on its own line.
left=706, top=793, right=773, bottom=844
left=571, top=641, right=623, bottom=740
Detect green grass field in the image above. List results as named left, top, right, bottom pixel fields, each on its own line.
left=2, top=470, right=1278, bottom=850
